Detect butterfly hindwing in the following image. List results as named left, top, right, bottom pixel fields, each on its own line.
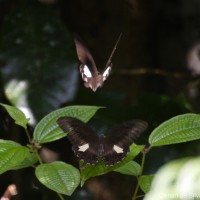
left=80, top=64, right=92, bottom=79
left=102, top=64, right=112, bottom=81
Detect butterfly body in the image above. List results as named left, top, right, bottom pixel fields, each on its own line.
left=57, top=116, right=148, bottom=166
left=74, top=34, right=121, bottom=92
left=79, top=65, right=102, bottom=92
left=71, top=136, right=127, bottom=165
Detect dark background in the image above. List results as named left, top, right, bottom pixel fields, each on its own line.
left=0, top=0, right=200, bottom=199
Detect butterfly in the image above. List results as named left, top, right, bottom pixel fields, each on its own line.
left=57, top=116, right=148, bottom=166
left=74, top=34, right=122, bottom=92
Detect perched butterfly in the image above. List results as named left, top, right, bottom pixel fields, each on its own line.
left=57, top=116, right=148, bottom=166
left=74, top=34, right=122, bottom=92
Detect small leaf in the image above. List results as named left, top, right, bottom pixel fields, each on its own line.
left=114, top=161, right=141, bottom=176
left=140, top=175, right=154, bottom=193
left=33, top=105, right=102, bottom=144
left=0, top=140, right=30, bottom=174
left=35, top=161, right=80, bottom=196
left=0, top=103, right=29, bottom=128
left=11, top=152, right=38, bottom=170
left=149, top=113, right=200, bottom=146
left=81, top=144, right=143, bottom=186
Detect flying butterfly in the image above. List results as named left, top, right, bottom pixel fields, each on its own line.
left=57, top=116, right=148, bottom=166
left=74, top=34, right=122, bottom=92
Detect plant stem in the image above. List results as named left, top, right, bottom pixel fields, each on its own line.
left=24, top=127, right=65, bottom=200
left=36, top=151, right=43, bottom=164
left=25, top=128, right=33, bottom=145
left=132, top=152, right=146, bottom=200
left=24, top=128, right=42, bottom=164
left=57, top=192, right=65, bottom=200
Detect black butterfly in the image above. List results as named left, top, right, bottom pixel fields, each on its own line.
left=74, top=34, right=122, bottom=92
left=57, top=117, right=148, bottom=166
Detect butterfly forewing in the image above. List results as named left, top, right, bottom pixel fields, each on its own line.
left=57, top=117, right=99, bottom=164
left=101, top=33, right=122, bottom=79
left=74, top=35, right=97, bottom=73
left=74, top=35, right=102, bottom=91
left=102, top=120, right=148, bottom=165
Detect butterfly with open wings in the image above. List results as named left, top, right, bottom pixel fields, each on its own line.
left=74, top=34, right=122, bottom=92
left=57, top=117, right=148, bottom=166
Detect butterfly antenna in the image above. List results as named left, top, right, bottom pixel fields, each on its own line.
left=105, top=33, right=122, bottom=68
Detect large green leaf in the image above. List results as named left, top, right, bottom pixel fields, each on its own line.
left=114, top=161, right=141, bottom=176
left=0, top=140, right=30, bottom=174
left=149, top=114, right=200, bottom=146
left=35, top=161, right=80, bottom=196
left=33, top=105, right=102, bottom=144
left=0, top=103, right=29, bottom=128
left=0, top=2, right=78, bottom=123
left=80, top=144, right=143, bottom=186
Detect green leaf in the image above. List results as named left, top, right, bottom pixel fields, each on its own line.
left=35, top=161, right=80, bottom=196
left=139, top=175, right=154, bottom=193
left=149, top=113, right=200, bottom=146
left=11, top=152, right=38, bottom=170
left=0, top=140, right=30, bottom=174
left=114, top=161, right=141, bottom=176
left=80, top=144, right=143, bottom=186
left=0, top=103, right=29, bottom=128
left=33, top=105, right=102, bottom=144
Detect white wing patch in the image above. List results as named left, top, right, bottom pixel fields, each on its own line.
left=102, top=66, right=111, bottom=81
left=113, top=145, right=124, bottom=153
left=82, top=65, right=92, bottom=78
left=78, top=143, right=89, bottom=152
